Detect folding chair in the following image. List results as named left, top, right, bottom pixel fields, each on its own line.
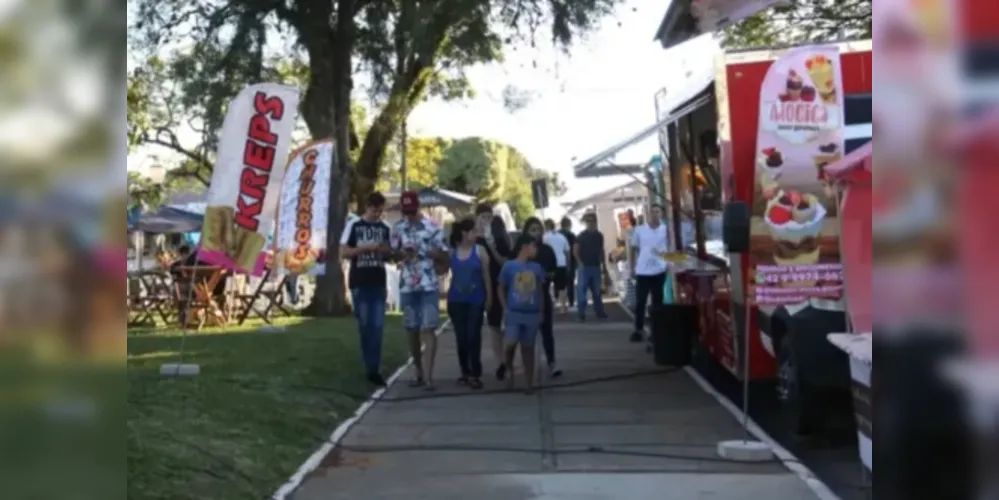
left=236, top=270, right=290, bottom=325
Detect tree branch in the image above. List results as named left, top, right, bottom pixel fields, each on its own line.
left=141, top=127, right=213, bottom=168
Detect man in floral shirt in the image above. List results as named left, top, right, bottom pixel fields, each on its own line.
left=391, top=191, right=449, bottom=390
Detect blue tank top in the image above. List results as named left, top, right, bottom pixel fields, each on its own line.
left=448, top=245, right=486, bottom=304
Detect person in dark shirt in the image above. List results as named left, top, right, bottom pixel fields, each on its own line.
left=572, top=213, right=608, bottom=321
left=523, top=217, right=562, bottom=378
left=474, top=203, right=514, bottom=381
left=169, top=245, right=194, bottom=275
left=339, top=192, right=393, bottom=386
left=558, top=217, right=577, bottom=308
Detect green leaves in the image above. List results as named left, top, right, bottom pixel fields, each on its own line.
left=720, top=0, right=872, bottom=49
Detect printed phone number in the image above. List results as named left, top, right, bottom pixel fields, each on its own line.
left=756, top=285, right=844, bottom=295
left=756, top=271, right=843, bottom=284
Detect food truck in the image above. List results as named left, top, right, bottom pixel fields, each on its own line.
left=658, top=40, right=872, bottom=435
left=573, top=35, right=872, bottom=435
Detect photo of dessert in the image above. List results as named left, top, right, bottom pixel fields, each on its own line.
left=276, top=247, right=321, bottom=275
left=786, top=69, right=804, bottom=100
left=201, top=205, right=236, bottom=254
left=757, top=147, right=784, bottom=199
left=805, top=54, right=838, bottom=104
left=814, top=142, right=842, bottom=181
left=763, top=190, right=826, bottom=267
left=778, top=70, right=819, bottom=103
left=200, top=204, right=267, bottom=272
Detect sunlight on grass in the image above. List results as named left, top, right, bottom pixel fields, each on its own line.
left=127, top=316, right=410, bottom=500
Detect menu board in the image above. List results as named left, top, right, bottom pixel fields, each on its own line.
left=749, top=45, right=846, bottom=306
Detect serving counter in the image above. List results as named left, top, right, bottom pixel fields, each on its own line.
left=828, top=332, right=873, bottom=474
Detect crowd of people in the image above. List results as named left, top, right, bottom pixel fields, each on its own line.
left=340, top=190, right=632, bottom=394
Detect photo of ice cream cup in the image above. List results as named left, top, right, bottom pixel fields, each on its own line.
left=757, top=147, right=784, bottom=200
left=813, top=143, right=842, bottom=181
left=786, top=70, right=805, bottom=99
left=763, top=190, right=826, bottom=282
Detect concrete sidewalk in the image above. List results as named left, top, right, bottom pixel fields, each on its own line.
left=291, top=306, right=822, bottom=500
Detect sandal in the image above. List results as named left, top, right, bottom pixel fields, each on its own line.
left=423, top=382, right=437, bottom=392
left=408, top=378, right=426, bottom=388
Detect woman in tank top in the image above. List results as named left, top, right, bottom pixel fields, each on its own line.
left=447, top=218, right=492, bottom=389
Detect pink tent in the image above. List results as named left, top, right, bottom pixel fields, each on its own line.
left=825, top=141, right=872, bottom=333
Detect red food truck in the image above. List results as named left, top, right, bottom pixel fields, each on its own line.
left=663, top=41, right=872, bottom=435
left=571, top=37, right=872, bottom=435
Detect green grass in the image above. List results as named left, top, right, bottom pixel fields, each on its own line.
left=127, top=316, right=411, bottom=500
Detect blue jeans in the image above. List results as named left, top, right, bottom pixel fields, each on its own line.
left=352, top=287, right=387, bottom=375
left=400, top=290, right=440, bottom=332
left=284, top=274, right=300, bottom=305
left=576, top=266, right=606, bottom=319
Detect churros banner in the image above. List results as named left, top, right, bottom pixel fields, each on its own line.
left=273, top=140, right=334, bottom=275
left=749, top=45, right=846, bottom=306
left=198, top=83, right=300, bottom=275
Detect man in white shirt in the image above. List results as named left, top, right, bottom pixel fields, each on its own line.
left=543, top=219, right=571, bottom=314
left=628, top=204, right=669, bottom=343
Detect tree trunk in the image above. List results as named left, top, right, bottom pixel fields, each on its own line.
left=353, top=98, right=404, bottom=206
left=353, top=60, right=433, bottom=205
left=298, top=4, right=354, bottom=317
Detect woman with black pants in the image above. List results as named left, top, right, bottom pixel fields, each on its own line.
left=474, top=204, right=512, bottom=380
left=446, top=218, right=491, bottom=389
left=522, top=217, right=562, bottom=378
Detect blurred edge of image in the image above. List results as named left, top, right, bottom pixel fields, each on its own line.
left=0, top=0, right=123, bottom=496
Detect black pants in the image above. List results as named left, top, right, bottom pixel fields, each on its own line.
left=447, top=301, right=485, bottom=377
left=633, top=273, right=667, bottom=332
left=540, top=286, right=555, bottom=365
left=565, top=265, right=576, bottom=306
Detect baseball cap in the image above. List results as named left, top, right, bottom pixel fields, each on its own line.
left=399, top=191, right=420, bottom=214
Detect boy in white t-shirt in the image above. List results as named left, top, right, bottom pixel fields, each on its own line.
left=543, top=219, right=571, bottom=314
left=628, top=204, right=669, bottom=343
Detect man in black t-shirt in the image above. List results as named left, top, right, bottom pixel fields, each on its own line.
left=340, top=192, right=392, bottom=386
left=473, top=203, right=513, bottom=381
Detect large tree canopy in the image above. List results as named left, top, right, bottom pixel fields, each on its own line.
left=721, top=0, right=872, bottom=48
left=129, top=0, right=619, bottom=315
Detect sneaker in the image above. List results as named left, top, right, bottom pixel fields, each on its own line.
left=549, top=363, right=563, bottom=378
left=629, top=331, right=644, bottom=343
left=367, top=373, right=387, bottom=387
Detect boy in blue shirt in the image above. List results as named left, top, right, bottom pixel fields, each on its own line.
left=498, top=234, right=547, bottom=394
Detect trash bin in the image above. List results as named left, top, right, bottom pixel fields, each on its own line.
left=649, top=303, right=698, bottom=366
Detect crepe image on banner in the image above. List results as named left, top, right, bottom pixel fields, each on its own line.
left=201, top=206, right=236, bottom=253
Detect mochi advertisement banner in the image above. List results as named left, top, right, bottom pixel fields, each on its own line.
left=749, top=45, right=846, bottom=306
left=273, top=140, right=334, bottom=276
left=198, top=83, right=300, bottom=275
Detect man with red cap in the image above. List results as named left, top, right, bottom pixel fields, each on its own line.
left=390, top=191, right=449, bottom=390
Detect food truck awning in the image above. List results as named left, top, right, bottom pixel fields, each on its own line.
left=571, top=83, right=714, bottom=178
left=654, top=0, right=787, bottom=50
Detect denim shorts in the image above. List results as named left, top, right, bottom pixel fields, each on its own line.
left=504, top=310, right=541, bottom=345
left=400, top=290, right=440, bottom=332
